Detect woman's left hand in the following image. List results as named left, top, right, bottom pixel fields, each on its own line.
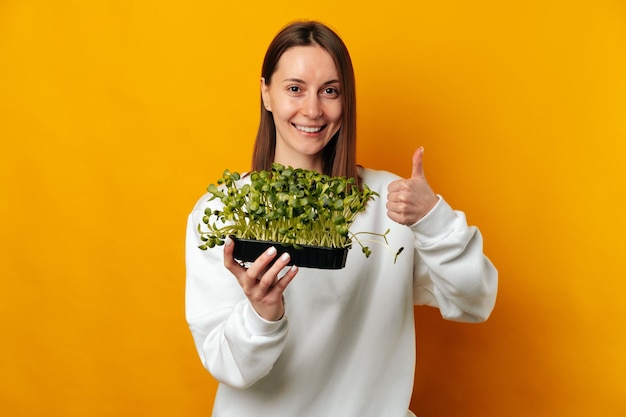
left=386, top=147, right=439, bottom=225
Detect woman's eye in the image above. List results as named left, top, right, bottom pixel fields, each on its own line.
left=288, top=86, right=301, bottom=93
left=323, top=87, right=340, bottom=96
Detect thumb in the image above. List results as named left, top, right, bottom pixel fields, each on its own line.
left=411, top=147, right=425, bottom=179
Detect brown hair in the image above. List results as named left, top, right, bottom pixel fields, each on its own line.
left=251, top=21, right=359, bottom=186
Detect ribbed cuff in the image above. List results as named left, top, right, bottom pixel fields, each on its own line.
left=243, top=301, right=286, bottom=336
left=409, top=195, right=457, bottom=246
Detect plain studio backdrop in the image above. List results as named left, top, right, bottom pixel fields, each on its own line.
left=1, top=1, right=625, bottom=416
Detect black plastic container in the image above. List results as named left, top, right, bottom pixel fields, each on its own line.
left=232, top=237, right=349, bottom=269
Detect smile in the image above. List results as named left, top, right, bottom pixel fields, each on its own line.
left=294, top=124, right=325, bottom=133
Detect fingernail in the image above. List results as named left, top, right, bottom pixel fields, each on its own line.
left=225, top=236, right=233, bottom=246
left=280, top=252, right=290, bottom=262
left=266, top=246, right=277, bottom=256
left=290, top=265, right=298, bottom=272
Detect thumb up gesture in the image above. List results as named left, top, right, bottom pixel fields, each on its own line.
left=386, top=147, right=439, bottom=225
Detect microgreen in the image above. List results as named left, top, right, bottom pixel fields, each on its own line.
left=197, top=163, right=403, bottom=262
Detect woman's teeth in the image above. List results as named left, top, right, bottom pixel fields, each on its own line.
left=295, top=125, right=323, bottom=133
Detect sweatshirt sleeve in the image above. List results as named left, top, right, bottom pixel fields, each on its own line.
left=185, top=200, right=289, bottom=389
left=411, top=196, right=498, bottom=322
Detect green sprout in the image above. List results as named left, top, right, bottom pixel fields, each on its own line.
left=197, top=163, right=403, bottom=262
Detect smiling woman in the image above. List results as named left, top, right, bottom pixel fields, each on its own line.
left=185, top=20, right=497, bottom=417
left=261, top=45, right=343, bottom=172
left=252, top=21, right=359, bottom=184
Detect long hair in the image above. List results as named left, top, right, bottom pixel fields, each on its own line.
left=251, top=21, right=359, bottom=186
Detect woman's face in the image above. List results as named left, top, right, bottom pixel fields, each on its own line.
left=262, top=45, right=342, bottom=171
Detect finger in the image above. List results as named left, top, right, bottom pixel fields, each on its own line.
left=275, top=264, right=298, bottom=291
left=387, top=177, right=413, bottom=194
left=246, top=246, right=279, bottom=281
left=387, top=179, right=401, bottom=194
left=411, top=146, right=425, bottom=179
left=223, top=236, right=246, bottom=277
left=257, top=251, right=293, bottom=291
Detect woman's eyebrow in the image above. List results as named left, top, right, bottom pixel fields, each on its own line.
left=281, top=78, right=340, bottom=85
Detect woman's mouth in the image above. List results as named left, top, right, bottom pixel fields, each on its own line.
left=294, top=124, right=325, bottom=133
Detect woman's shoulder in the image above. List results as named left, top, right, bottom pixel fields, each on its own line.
left=358, top=166, right=401, bottom=189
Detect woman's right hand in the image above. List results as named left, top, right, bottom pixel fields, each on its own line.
left=223, top=237, right=298, bottom=321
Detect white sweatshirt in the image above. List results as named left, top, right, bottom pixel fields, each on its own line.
left=185, top=167, right=498, bottom=417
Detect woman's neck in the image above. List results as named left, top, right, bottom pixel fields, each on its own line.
left=273, top=153, right=323, bottom=173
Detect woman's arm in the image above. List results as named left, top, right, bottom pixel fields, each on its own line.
left=185, top=206, right=290, bottom=389
left=384, top=148, right=497, bottom=321
left=411, top=197, right=498, bottom=322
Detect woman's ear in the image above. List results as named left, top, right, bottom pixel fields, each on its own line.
left=261, top=77, right=271, bottom=111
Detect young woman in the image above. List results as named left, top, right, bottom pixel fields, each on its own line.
left=186, top=21, right=498, bottom=417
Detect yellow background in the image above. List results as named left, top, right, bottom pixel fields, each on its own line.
left=1, top=1, right=625, bottom=416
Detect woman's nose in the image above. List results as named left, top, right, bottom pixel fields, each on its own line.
left=302, top=95, right=323, bottom=118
